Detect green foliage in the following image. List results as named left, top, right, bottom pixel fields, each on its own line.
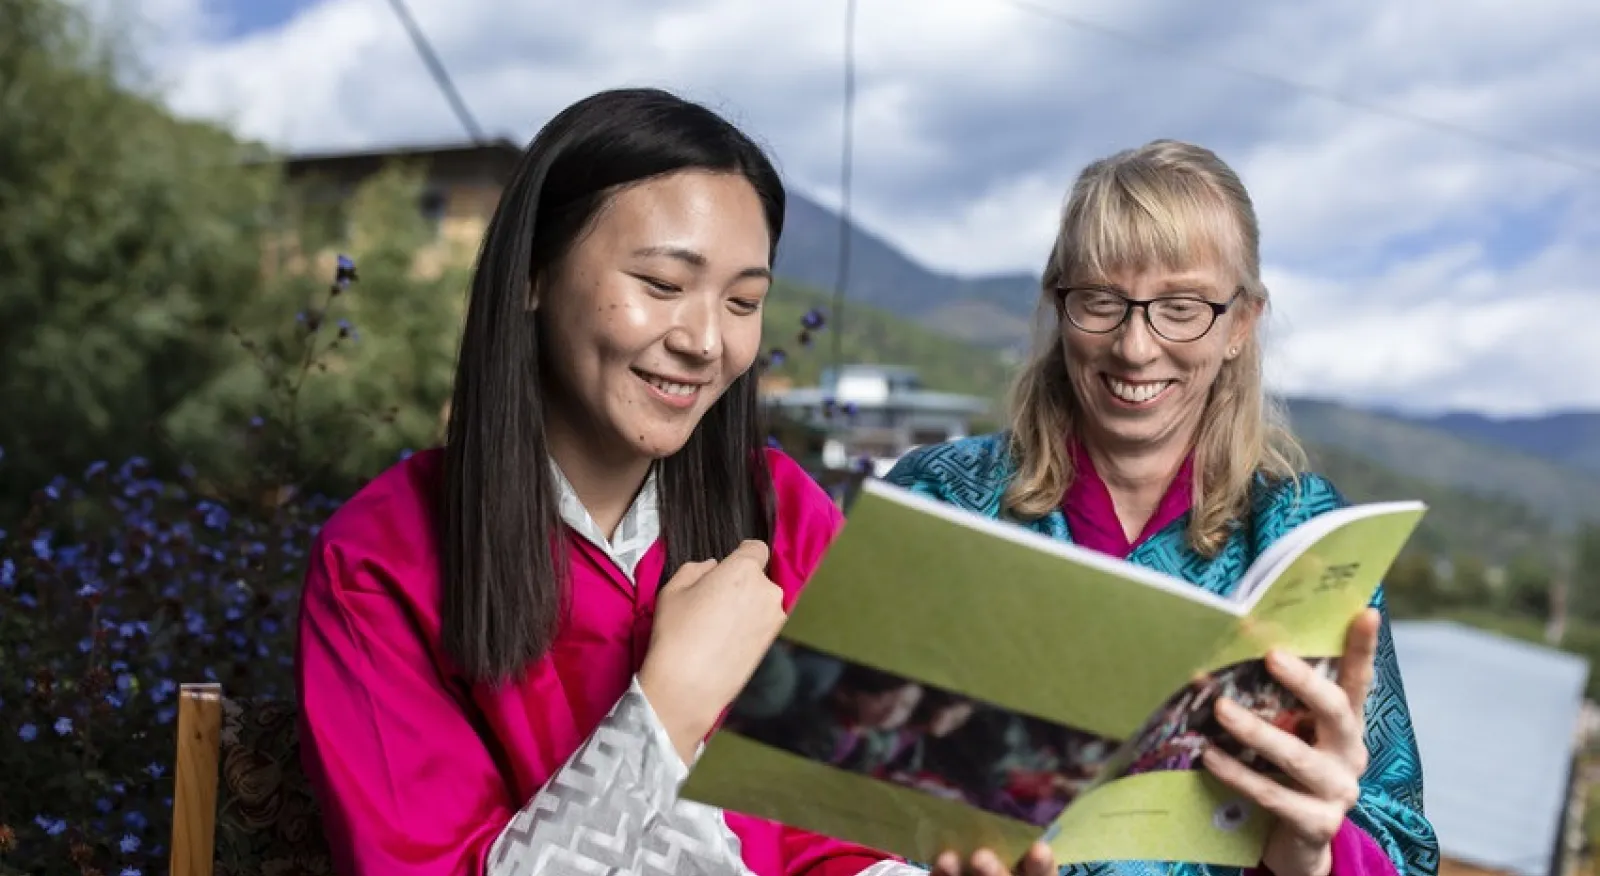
left=1569, top=524, right=1600, bottom=626
left=163, top=165, right=464, bottom=498
left=761, top=283, right=1017, bottom=403
left=0, top=0, right=279, bottom=508
left=1306, top=442, right=1560, bottom=567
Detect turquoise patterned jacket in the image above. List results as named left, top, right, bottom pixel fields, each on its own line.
left=883, top=433, right=1439, bottom=876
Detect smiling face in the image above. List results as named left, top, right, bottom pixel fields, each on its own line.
left=1060, top=259, right=1258, bottom=460
left=537, top=170, right=772, bottom=471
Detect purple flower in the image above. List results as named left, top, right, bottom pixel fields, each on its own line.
left=1, top=557, right=13, bottom=589
left=18, top=723, right=37, bottom=742
left=145, top=762, right=164, bottom=779
left=55, top=717, right=73, bottom=736
left=801, top=308, right=827, bottom=330
left=768, top=348, right=787, bottom=366
left=335, top=253, right=359, bottom=287
left=120, top=833, right=141, bottom=853
left=34, top=815, right=66, bottom=836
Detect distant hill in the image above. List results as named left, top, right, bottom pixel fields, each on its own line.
left=763, top=279, right=1016, bottom=410
left=1304, top=443, right=1559, bottom=563
left=770, top=188, right=1600, bottom=535
left=1285, top=399, right=1600, bottom=528
left=774, top=193, right=1038, bottom=350
left=1396, top=410, right=1600, bottom=476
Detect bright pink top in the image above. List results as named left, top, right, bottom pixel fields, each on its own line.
left=295, top=447, right=893, bottom=876
left=1063, top=442, right=1398, bottom=876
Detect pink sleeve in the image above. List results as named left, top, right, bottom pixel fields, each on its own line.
left=296, top=532, right=512, bottom=876
left=1248, top=819, right=1400, bottom=876
left=763, top=448, right=905, bottom=876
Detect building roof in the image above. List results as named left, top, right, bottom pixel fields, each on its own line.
left=1391, top=620, right=1590, bottom=876
left=279, top=139, right=524, bottom=185
left=765, top=385, right=989, bottom=416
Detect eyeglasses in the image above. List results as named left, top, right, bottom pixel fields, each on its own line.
left=1056, top=285, right=1240, bottom=343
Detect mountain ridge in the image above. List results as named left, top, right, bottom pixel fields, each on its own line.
left=770, top=190, right=1600, bottom=529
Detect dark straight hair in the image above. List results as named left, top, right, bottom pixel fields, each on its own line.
left=441, top=88, right=785, bottom=684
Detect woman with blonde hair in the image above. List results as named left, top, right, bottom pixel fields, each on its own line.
left=889, top=140, right=1437, bottom=876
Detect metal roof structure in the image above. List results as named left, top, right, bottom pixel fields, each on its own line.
left=1392, top=620, right=1590, bottom=876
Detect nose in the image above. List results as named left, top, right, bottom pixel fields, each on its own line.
left=1111, top=308, right=1162, bottom=366
left=663, top=296, right=722, bottom=362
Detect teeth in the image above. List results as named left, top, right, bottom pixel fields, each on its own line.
left=1107, top=377, right=1170, bottom=404
left=645, top=375, right=697, bottom=397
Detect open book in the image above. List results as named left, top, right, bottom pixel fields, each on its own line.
left=680, top=477, right=1426, bottom=868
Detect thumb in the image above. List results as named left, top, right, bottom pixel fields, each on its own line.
left=727, top=539, right=771, bottom=569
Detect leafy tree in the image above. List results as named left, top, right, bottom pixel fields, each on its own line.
left=163, top=165, right=467, bottom=500
left=1568, top=524, right=1600, bottom=625
left=1500, top=548, right=1554, bottom=620
left=1382, top=551, right=1443, bottom=618
left=0, top=0, right=277, bottom=505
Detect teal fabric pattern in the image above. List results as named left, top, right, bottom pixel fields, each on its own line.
left=883, top=433, right=1439, bottom=876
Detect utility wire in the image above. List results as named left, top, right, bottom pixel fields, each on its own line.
left=1007, top=0, right=1600, bottom=177
left=830, top=0, right=858, bottom=385
left=382, top=0, right=486, bottom=144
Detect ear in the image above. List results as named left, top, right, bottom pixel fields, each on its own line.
left=1226, top=295, right=1262, bottom=356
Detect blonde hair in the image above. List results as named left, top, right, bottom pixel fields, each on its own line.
left=1004, top=139, right=1307, bottom=556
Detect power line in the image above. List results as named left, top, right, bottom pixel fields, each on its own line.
left=382, top=0, right=486, bottom=144
left=830, top=0, right=858, bottom=385
left=1006, top=0, right=1600, bottom=177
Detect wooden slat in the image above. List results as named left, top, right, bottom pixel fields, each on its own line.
left=169, top=682, right=223, bottom=876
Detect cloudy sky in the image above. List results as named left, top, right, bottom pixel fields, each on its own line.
left=119, top=0, right=1598, bottom=416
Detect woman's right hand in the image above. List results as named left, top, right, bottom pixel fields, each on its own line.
left=932, top=843, right=1057, bottom=876
left=637, top=540, right=787, bottom=764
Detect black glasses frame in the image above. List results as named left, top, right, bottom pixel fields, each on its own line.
left=1055, top=285, right=1241, bottom=343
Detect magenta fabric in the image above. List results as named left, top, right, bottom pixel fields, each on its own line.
left=1063, top=441, right=1399, bottom=876
left=1061, top=439, right=1195, bottom=559
left=295, top=447, right=894, bottom=876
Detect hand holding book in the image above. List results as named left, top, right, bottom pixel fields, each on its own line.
left=679, top=481, right=1426, bottom=868
left=1201, top=608, right=1381, bottom=876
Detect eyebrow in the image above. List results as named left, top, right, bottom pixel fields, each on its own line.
left=631, top=245, right=772, bottom=281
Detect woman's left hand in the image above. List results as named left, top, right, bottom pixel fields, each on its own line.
left=1200, top=608, right=1381, bottom=876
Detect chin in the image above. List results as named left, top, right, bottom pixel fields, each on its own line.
left=627, top=429, right=698, bottom=461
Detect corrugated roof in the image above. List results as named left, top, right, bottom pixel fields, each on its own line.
left=1392, top=620, right=1590, bottom=876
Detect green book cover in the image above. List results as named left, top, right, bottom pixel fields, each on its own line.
left=679, top=478, right=1426, bottom=868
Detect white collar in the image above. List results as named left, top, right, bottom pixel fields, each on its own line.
left=549, top=462, right=660, bottom=584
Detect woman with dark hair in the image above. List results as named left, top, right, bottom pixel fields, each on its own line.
left=293, top=88, right=1056, bottom=876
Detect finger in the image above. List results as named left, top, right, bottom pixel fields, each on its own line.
left=1338, top=608, right=1381, bottom=723
left=1213, top=697, right=1356, bottom=801
left=967, top=848, right=1010, bottom=876
left=1264, top=651, right=1364, bottom=754
left=1019, top=842, right=1057, bottom=876
left=663, top=559, right=718, bottom=591
left=726, top=539, right=772, bottom=569
left=931, top=851, right=962, bottom=876
left=1201, top=746, right=1347, bottom=845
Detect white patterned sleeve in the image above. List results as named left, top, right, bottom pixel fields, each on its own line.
left=485, top=675, right=747, bottom=876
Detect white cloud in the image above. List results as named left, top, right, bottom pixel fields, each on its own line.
left=126, top=0, right=1600, bottom=414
